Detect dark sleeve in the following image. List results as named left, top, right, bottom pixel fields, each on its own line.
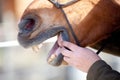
left=87, top=60, right=120, bottom=80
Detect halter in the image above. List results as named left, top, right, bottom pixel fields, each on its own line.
left=48, top=0, right=105, bottom=54
left=49, top=0, right=80, bottom=46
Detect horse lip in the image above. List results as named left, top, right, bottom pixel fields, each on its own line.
left=47, top=34, right=63, bottom=66
left=18, top=27, right=69, bottom=48
left=47, top=28, right=70, bottom=66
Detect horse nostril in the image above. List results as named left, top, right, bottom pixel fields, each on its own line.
left=24, top=19, right=35, bottom=31
left=18, top=19, right=35, bottom=31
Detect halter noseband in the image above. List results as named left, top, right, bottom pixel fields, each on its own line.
left=49, top=0, right=79, bottom=8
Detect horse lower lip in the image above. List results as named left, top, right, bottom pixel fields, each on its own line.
left=47, top=28, right=69, bottom=66
left=47, top=41, right=59, bottom=60
left=47, top=34, right=63, bottom=66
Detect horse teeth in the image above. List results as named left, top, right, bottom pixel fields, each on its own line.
left=51, top=54, right=56, bottom=59
left=38, top=44, right=43, bottom=49
left=48, top=54, right=56, bottom=63
left=48, top=58, right=52, bottom=63
left=32, top=45, right=40, bottom=53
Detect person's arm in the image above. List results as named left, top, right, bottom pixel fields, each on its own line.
left=59, top=40, right=120, bottom=80
left=87, top=60, right=120, bottom=80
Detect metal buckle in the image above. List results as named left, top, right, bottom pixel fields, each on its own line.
left=48, top=0, right=61, bottom=8
left=48, top=0, right=79, bottom=8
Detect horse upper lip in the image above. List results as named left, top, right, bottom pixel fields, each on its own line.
left=18, top=27, right=69, bottom=48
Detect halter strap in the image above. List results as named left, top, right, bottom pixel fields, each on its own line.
left=49, top=0, right=80, bottom=46
left=49, top=0, right=79, bottom=8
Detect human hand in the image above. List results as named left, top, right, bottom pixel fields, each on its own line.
left=58, top=40, right=101, bottom=72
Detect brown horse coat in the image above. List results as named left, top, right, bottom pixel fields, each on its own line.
left=17, top=0, right=120, bottom=65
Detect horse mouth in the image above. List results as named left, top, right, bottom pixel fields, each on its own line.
left=18, top=19, right=69, bottom=66
left=32, top=33, right=69, bottom=66
left=17, top=12, right=70, bottom=66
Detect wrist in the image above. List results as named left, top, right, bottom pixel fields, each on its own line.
left=86, top=56, right=101, bottom=72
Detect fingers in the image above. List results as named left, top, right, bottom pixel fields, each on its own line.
left=60, top=47, right=72, bottom=65
left=57, top=34, right=82, bottom=51
left=61, top=41, right=82, bottom=51
left=61, top=47, right=73, bottom=58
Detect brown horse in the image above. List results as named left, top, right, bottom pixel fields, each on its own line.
left=17, top=0, right=120, bottom=66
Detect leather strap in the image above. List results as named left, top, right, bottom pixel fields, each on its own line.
left=49, top=0, right=80, bottom=46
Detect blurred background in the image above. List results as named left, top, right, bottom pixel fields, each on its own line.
left=0, top=0, right=119, bottom=80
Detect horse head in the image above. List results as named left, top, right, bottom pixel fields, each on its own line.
left=17, top=0, right=120, bottom=66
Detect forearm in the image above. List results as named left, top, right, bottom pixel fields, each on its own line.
left=87, top=60, right=120, bottom=80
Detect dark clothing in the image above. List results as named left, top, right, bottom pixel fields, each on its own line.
left=87, top=60, right=120, bottom=80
